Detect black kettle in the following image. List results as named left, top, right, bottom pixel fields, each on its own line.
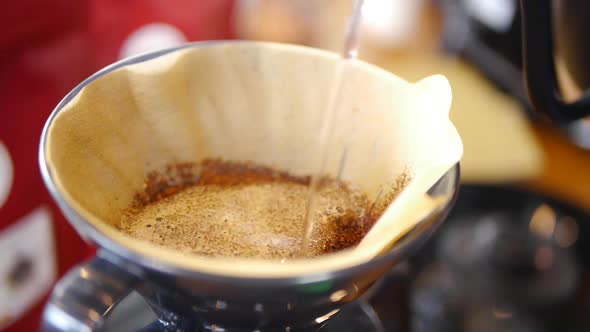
left=521, top=0, right=590, bottom=122
left=442, top=0, right=590, bottom=123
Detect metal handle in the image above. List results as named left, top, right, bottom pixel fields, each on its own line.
left=42, top=254, right=139, bottom=332
left=520, top=0, right=590, bottom=122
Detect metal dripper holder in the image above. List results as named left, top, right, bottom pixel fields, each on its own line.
left=40, top=42, right=461, bottom=331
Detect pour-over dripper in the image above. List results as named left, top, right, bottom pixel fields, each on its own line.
left=40, top=41, right=461, bottom=331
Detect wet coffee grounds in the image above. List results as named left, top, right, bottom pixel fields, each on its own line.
left=118, top=159, right=408, bottom=259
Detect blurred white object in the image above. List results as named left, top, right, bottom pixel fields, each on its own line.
left=360, top=0, right=426, bottom=48
left=464, top=0, right=517, bottom=32
left=0, top=207, right=56, bottom=329
left=0, top=142, right=13, bottom=209
left=119, top=23, right=188, bottom=59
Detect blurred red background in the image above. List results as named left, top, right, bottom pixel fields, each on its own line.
left=0, top=1, right=235, bottom=331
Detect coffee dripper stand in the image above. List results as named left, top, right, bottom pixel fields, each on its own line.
left=38, top=40, right=461, bottom=331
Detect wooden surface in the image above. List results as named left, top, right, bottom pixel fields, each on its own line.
left=525, top=124, right=590, bottom=212
left=372, top=50, right=590, bottom=212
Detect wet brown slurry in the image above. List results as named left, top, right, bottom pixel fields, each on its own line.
left=119, top=159, right=409, bottom=259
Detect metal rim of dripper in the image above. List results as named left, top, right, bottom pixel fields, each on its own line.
left=39, top=40, right=461, bottom=286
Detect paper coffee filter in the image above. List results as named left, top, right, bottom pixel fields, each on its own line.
left=45, top=41, right=462, bottom=278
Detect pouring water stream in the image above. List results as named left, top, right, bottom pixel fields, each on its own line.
left=301, top=0, right=366, bottom=255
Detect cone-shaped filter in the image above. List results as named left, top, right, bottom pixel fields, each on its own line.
left=43, top=42, right=462, bottom=277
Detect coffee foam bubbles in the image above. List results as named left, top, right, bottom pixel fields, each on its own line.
left=119, top=179, right=370, bottom=260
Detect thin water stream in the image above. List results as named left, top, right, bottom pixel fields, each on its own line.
left=300, top=0, right=366, bottom=255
